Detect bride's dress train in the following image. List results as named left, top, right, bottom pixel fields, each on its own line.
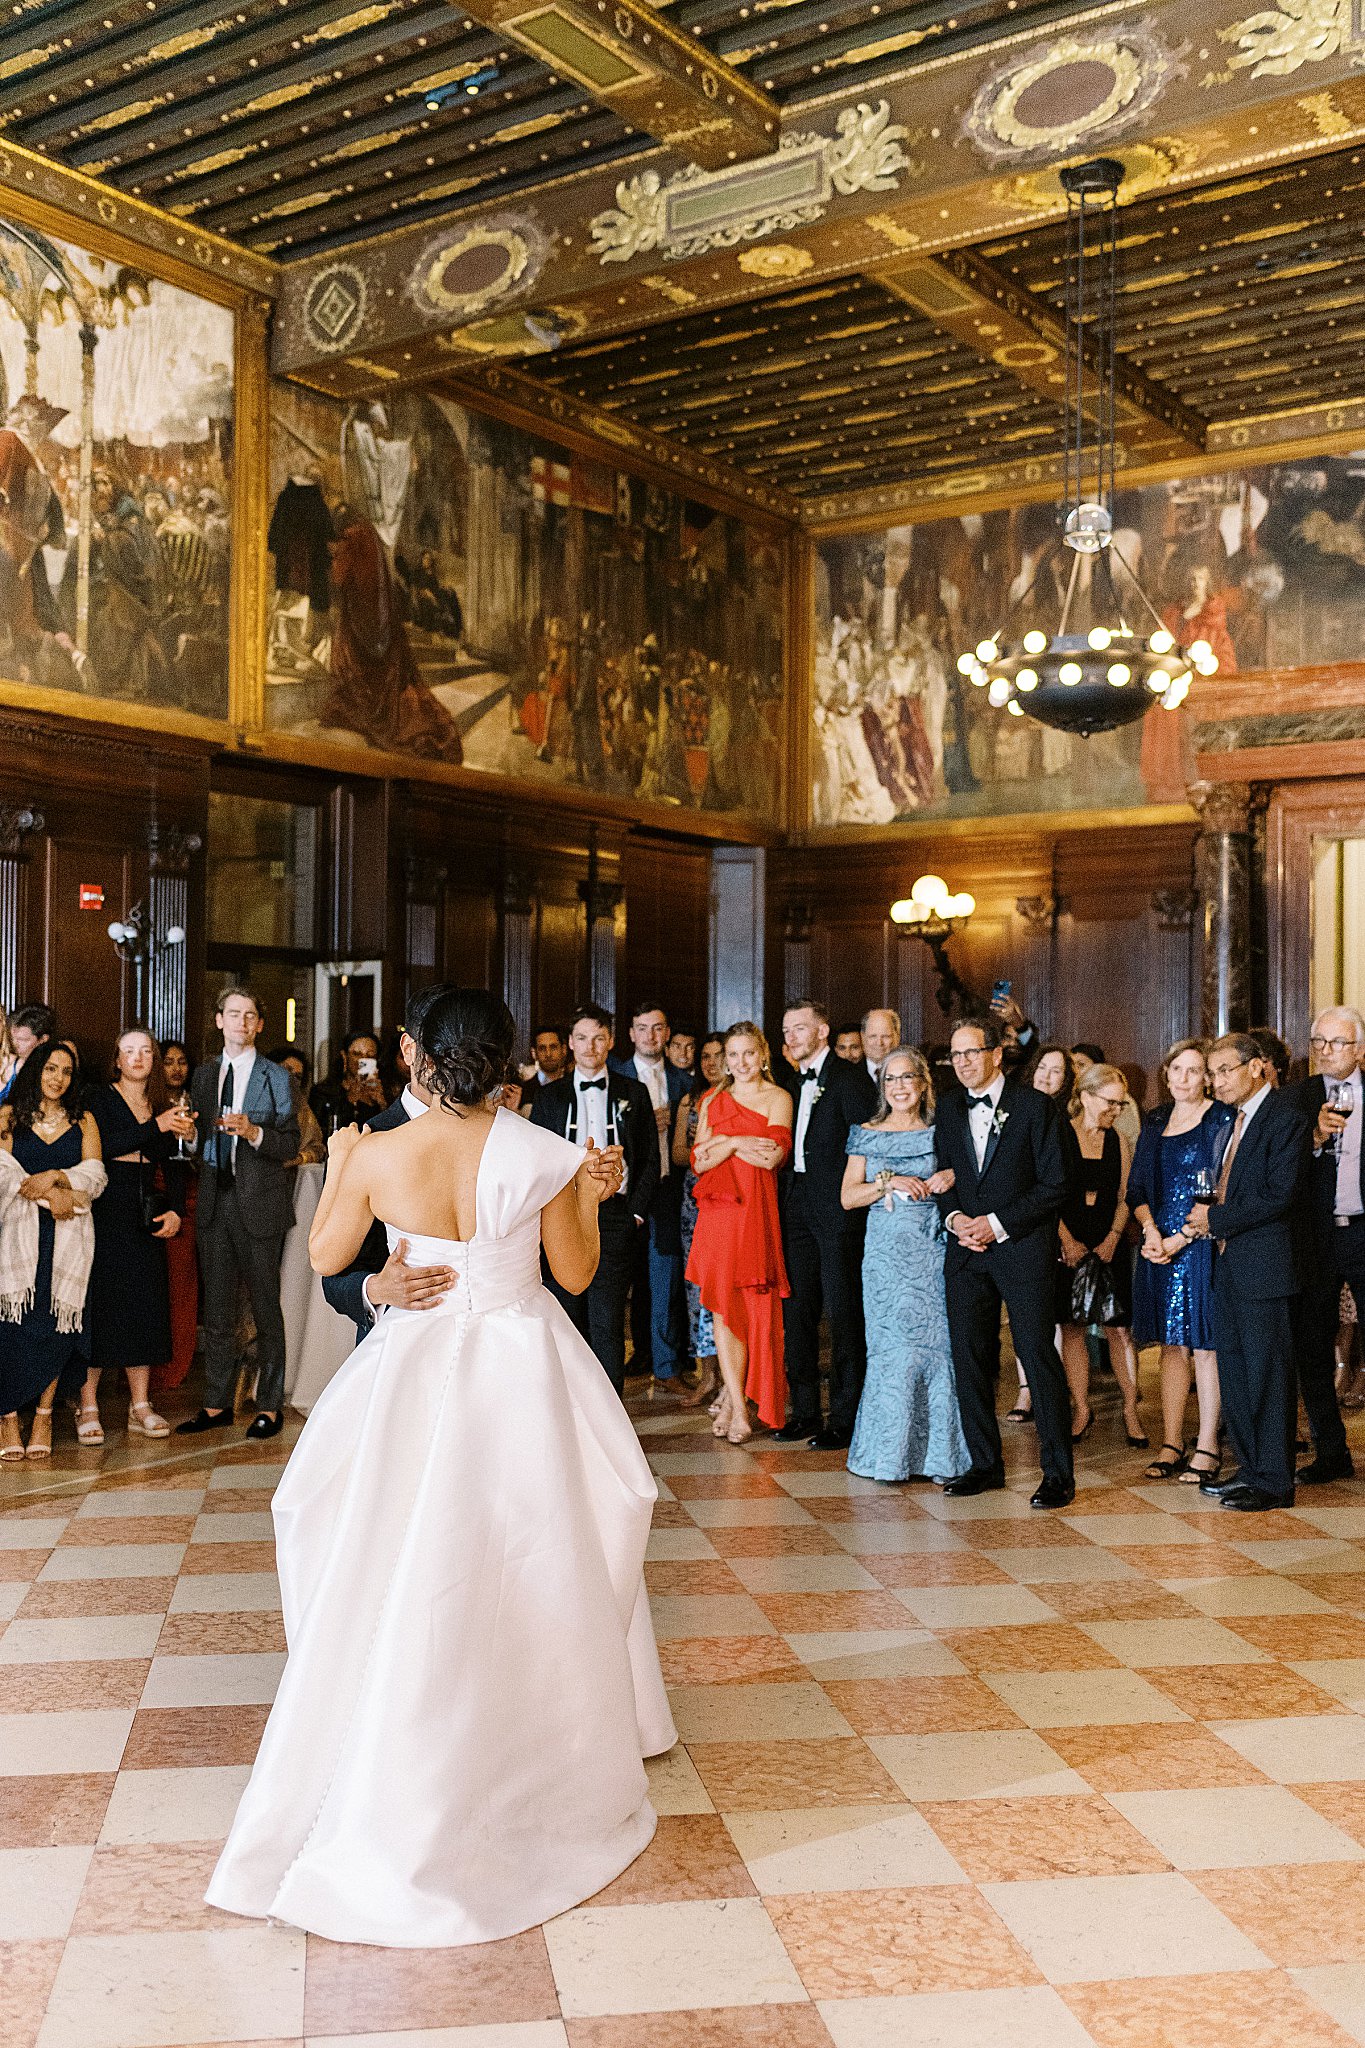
left=207, top=1107, right=676, bottom=1947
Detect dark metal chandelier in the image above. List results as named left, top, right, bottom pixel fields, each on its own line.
left=957, top=158, right=1216, bottom=737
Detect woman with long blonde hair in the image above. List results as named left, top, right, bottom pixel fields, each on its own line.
left=686, top=1022, right=793, bottom=1445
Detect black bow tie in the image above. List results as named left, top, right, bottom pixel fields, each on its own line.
left=800, top=1067, right=821, bottom=1085
left=577, top=1077, right=607, bottom=1092
left=969, top=1093, right=995, bottom=1107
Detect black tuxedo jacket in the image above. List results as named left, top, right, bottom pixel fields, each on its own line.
left=321, top=1095, right=410, bottom=1339
left=775, top=1050, right=878, bottom=1226
left=1289, top=1075, right=1363, bottom=1288
left=1207, top=1086, right=1312, bottom=1300
left=933, top=1078, right=1067, bottom=1266
left=530, top=1071, right=659, bottom=1232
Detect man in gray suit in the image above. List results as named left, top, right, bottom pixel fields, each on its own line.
left=177, top=985, right=300, bottom=1440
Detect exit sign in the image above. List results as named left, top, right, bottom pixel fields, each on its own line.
left=79, top=883, right=104, bottom=911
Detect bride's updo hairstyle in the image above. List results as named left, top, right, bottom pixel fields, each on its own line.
left=414, top=987, right=516, bottom=1113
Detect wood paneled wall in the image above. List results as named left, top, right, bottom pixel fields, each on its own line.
left=622, top=837, right=714, bottom=1034
left=768, top=823, right=1201, bottom=1106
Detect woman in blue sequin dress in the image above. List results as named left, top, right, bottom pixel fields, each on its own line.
left=842, top=1049, right=969, bottom=1484
left=1128, top=1038, right=1234, bottom=1483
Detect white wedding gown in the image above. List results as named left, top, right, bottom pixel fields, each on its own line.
left=207, top=1107, right=676, bottom=1947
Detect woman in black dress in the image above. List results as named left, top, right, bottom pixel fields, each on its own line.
left=1056, top=1062, right=1145, bottom=1448
left=0, top=1044, right=105, bottom=1461
left=310, top=1030, right=388, bottom=1135
left=81, top=1028, right=195, bottom=1444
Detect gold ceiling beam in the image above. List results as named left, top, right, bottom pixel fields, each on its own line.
left=798, top=391, right=1365, bottom=534
left=452, top=0, right=777, bottom=167
left=875, top=245, right=1206, bottom=459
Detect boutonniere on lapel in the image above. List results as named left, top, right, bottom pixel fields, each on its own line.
left=811, top=1085, right=826, bottom=1108
left=990, top=1109, right=1010, bottom=1139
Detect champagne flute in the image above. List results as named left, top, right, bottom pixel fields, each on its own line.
left=172, top=1091, right=196, bottom=1162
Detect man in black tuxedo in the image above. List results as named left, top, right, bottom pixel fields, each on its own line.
left=933, top=1016, right=1073, bottom=1508
left=1289, top=1008, right=1365, bottom=1483
left=321, top=985, right=456, bottom=1342
left=1186, top=1032, right=1313, bottom=1511
left=532, top=1003, right=657, bottom=1395
left=775, top=999, right=878, bottom=1450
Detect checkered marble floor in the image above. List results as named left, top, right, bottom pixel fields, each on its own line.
left=8, top=1387, right=1365, bottom=2048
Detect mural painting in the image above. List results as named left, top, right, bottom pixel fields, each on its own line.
left=814, top=454, right=1365, bottom=825
left=0, top=214, right=234, bottom=718
left=266, top=382, right=785, bottom=819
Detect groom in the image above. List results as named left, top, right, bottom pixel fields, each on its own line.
left=934, top=1015, right=1073, bottom=1508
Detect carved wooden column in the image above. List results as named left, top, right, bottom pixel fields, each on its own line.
left=0, top=802, right=44, bottom=1012
left=499, top=869, right=535, bottom=1053
left=146, top=823, right=201, bottom=1044
left=404, top=853, right=448, bottom=995
left=782, top=902, right=813, bottom=1008
left=1191, top=781, right=1252, bottom=1038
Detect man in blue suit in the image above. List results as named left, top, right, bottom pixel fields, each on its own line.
left=178, top=986, right=299, bottom=1440
left=612, top=999, right=689, bottom=1386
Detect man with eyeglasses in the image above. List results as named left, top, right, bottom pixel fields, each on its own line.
left=1184, top=1032, right=1313, bottom=1511
left=1289, top=1007, right=1365, bottom=1484
left=932, top=1015, right=1073, bottom=1508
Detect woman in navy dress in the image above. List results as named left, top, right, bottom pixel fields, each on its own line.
left=1128, top=1038, right=1234, bottom=1483
left=842, top=1049, right=969, bottom=1484
left=0, top=1044, right=104, bottom=1461
left=83, top=1029, right=194, bottom=1445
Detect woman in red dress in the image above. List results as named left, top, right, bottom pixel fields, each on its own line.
left=687, top=1023, right=792, bottom=1444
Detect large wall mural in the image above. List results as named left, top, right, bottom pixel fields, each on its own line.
left=0, top=214, right=234, bottom=718
left=266, top=380, right=785, bottom=818
left=814, top=453, right=1365, bottom=825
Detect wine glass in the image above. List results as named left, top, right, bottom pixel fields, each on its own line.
left=1191, top=1165, right=1215, bottom=1202
left=171, top=1091, right=196, bottom=1163
left=1328, top=1082, right=1354, bottom=1158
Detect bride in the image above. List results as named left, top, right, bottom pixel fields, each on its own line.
left=207, top=987, right=676, bottom=1947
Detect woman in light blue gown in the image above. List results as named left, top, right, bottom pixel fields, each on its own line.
left=843, top=1048, right=969, bottom=1484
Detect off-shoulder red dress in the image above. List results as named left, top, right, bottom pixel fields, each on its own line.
left=686, top=1091, right=791, bottom=1430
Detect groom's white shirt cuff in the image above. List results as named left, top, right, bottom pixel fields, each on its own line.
left=987, top=1213, right=1007, bottom=1241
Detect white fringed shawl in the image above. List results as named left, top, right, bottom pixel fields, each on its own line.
left=0, top=1146, right=108, bottom=1333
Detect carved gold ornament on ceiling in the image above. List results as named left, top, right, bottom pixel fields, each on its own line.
left=410, top=221, right=544, bottom=321
left=993, top=137, right=1201, bottom=210
left=963, top=24, right=1185, bottom=163
left=588, top=99, right=916, bottom=264
left=1219, top=0, right=1365, bottom=78
left=302, top=261, right=368, bottom=354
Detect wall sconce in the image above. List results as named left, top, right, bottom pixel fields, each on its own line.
left=890, top=875, right=979, bottom=1016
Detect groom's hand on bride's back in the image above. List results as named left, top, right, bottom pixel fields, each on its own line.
left=367, top=1238, right=454, bottom=1311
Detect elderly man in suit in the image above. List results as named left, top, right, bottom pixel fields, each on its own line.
left=178, top=986, right=299, bottom=1440
left=775, top=998, right=878, bottom=1450
left=1290, top=1007, right=1365, bottom=1483
left=1187, top=1032, right=1314, bottom=1511
left=933, top=1014, right=1072, bottom=1507
left=321, top=984, right=457, bottom=1342
left=534, top=1003, right=657, bottom=1395
left=611, top=999, right=689, bottom=1388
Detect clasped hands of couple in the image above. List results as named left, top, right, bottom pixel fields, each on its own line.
left=1139, top=1205, right=1214, bottom=1268
left=324, top=1121, right=625, bottom=1314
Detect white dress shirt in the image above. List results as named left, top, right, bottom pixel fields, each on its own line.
left=1335, top=1069, right=1364, bottom=1219
left=633, top=1053, right=670, bottom=1178
left=574, top=1069, right=611, bottom=1151
left=965, top=1070, right=1008, bottom=1243
left=793, top=1045, right=830, bottom=1173
left=218, top=1047, right=263, bottom=1164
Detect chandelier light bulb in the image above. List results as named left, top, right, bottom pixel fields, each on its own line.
left=1193, top=653, right=1219, bottom=676
left=890, top=898, right=928, bottom=924
left=970, top=668, right=989, bottom=687
left=951, top=892, right=976, bottom=917
left=1146, top=671, right=1170, bottom=693
left=1088, top=627, right=1112, bottom=650
left=1015, top=667, right=1038, bottom=691
left=956, top=652, right=976, bottom=674
left=1149, top=628, right=1175, bottom=654
left=910, top=874, right=949, bottom=910
left=1106, top=662, right=1131, bottom=686
left=1058, top=661, right=1083, bottom=685
left=975, top=639, right=999, bottom=663
left=987, top=678, right=1011, bottom=708
left=1163, top=676, right=1190, bottom=709
left=1022, top=629, right=1048, bottom=654
left=1187, top=639, right=1213, bottom=662
left=1006, top=700, right=1024, bottom=716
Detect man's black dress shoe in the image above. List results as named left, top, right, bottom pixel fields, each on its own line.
left=1031, top=1477, right=1076, bottom=1510
left=776, top=1416, right=821, bottom=1442
left=245, top=1412, right=284, bottom=1440
left=1219, top=1485, right=1294, bottom=1511
left=942, top=1468, right=1005, bottom=1498
left=175, top=1409, right=233, bottom=1435
left=1297, top=1453, right=1355, bottom=1486
left=809, top=1426, right=852, bottom=1452
left=1199, top=1471, right=1247, bottom=1498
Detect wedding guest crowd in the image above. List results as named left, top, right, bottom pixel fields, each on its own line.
left=1, top=982, right=1362, bottom=1518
